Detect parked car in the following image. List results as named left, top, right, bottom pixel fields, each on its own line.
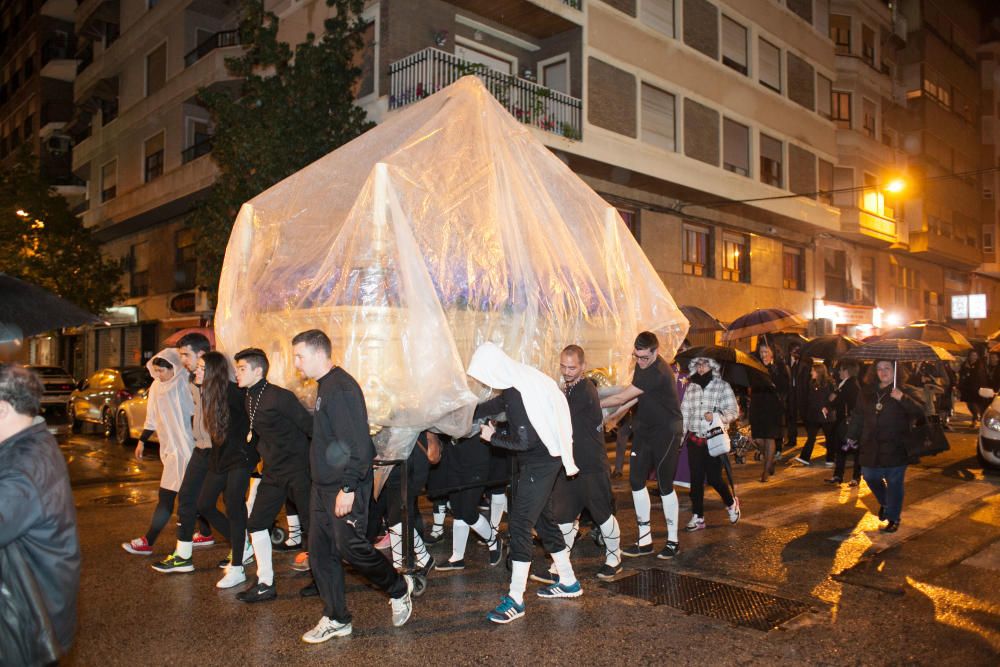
left=68, top=367, right=152, bottom=438
left=27, top=365, right=76, bottom=435
left=115, top=391, right=157, bottom=446
left=976, top=388, right=1000, bottom=471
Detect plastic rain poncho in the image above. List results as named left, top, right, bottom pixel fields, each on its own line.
left=143, top=348, right=195, bottom=491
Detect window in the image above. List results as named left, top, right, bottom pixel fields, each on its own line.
left=831, top=91, right=851, bottom=129
left=984, top=225, right=994, bottom=253
left=758, top=38, right=781, bottom=92
left=862, top=24, right=875, bottom=68
left=641, top=83, right=676, bottom=151
left=721, top=232, right=749, bottom=283
left=144, top=132, right=164, bottom=182
left=721, top=16, right=748, bottom=76
left=830, top=14, right=851, bottom=55
left=723, top=118, right=750, bottom=176
left=616, top=207, right=640, bottom=241
left=130, top=241, right=150, bottom=297
left=818, top=159, right=834, bottom=205
left=862, top=97, right=876, bottom=138
left=786, top=0, right=813, bottom=24
left=816, top=74, right=832, bottom=119
left=824, top=249, right=849, bottom=303
left=353, top=19, right=376, bottom=98
left=923, top=68, right=951, bottom=108
left=861, top=256, right=876, bottom=305
left=540, top=56, right=569, bottom=94
left=455, top=43, right=514, bottom=75
left=100, top=160, right=116, bottom=202
left=759, top=133, right=783, bottom=188
left=891, top=262, right=919, bottom=310
left=146, top=43, right=167, bottom=96
left=101, top=96, right=118, bottom=124
left=640, top=0, right=674, bottom=38
left=782, top=246, right=804, bottom=290
left=175, top=228, right=197, bottom=290
left=682, top=223, right=712, bottom=277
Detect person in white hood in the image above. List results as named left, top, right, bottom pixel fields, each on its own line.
left=121, top=348, right=196, bottom=555
left=467, top=343, right=582, bottom=624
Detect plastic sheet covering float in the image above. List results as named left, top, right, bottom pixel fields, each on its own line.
left=214, top=76, right=689, bottom=481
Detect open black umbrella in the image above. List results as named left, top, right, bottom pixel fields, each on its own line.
left=679, top=305, right=726, bottom=333
left=722, top=308, right=807, bottom=342
left=883, top=322, right=972, bottom=354
left=800, top=335, right=859, bottom=362
left=675, top=345, right=774, bottom=388
left=0, top=274, right=102, bottom=338
left=841, top=339, right=952, bottom=387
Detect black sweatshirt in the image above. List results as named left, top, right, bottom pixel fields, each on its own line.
left=476, top=388, right=554, bottom=465
left=311, top=367, right=375, bottom=491
left=245, top=380, right=312, bottom=480
left=565, top=379, right=607, bottom=474
left=210, top=382, right=259, bottom=473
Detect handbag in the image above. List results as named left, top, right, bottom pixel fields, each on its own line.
left=904, top=414, right=950, bottom=462
left=704, top=413, right=731, bottom=457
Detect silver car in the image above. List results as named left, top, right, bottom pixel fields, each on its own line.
left=115, top=391, right=158, bottom=446
left=978, top=395, right=1000, bottom=471
left=68, top=367, right=152, bottom=438
left=27, top=366, right=76, bottom=436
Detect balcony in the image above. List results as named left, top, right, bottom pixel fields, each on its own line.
left=448, top=1, right=582, bottom=38
left=389, top=47, right=582, bottom=139
left=909, top=230, right=982, bottom=268
left=840, top=206, right=897, bottom=244
left=39, top=102, right=74, bottom=137
left=181, top=137, right=213, bottom=164
left=40, top=41, right=78, bottom=83
left=184, top=30, right=241, bottom=68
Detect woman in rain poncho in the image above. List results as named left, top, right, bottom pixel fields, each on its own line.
left=122, top=348, right=196, bottom=555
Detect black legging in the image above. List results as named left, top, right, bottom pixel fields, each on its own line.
left=686, top=440, right=734, bottom=516
left=629, top=430, right=682, bottom=495
left=198, top=465, right=252, bottom=566
left=800, top=422, right=835, bottom=462
left=145, top=487, right=178, bottom=546
left=507, top=458, right=565, bottom=562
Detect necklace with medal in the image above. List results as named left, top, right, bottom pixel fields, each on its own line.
left=247, top=381, right=268, bottom=443
left=875, top=386, right=891, bottom=414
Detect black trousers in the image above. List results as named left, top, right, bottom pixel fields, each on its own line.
left=508, top=457, right=565, bottom=563
left=197, top=465, right=252, bottom=565
left=549, top=470, right=614, bottom=527
left=686, top=440, right=734, bottom=516
left=446, top=437, right=492, bottom=524
left=247, top=469, right=311, bottom=536
left=801, top=422, right=835, bottom=462
left=311, top=483, right=406, bottom=624
left=629, top=430, right=683, bottom=495
left=177, top=449, right=228, bottom=542
left=833, top=446, right=860, bottom=482
left=145, top=488, right=178, bottom=545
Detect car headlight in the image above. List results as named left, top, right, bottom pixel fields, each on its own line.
left=983, top=410, right=1000, bottom=432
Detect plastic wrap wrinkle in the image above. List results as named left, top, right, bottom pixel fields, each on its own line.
left=215, top=76, right=688, bottom=461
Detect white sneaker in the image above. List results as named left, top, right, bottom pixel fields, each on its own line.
left=685, top=515, right=705, bottom=532
left=727, top=497, right=741, bottom=524
left=216, top=565, right=247, bottom=589
left=302, top=616, right=352, bottom=643
left=390, top=574, right=414, bottom=627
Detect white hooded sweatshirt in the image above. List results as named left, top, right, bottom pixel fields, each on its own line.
left=466, top=343, right=577, bottom=476
left=143, top=348, right=195, bottom=491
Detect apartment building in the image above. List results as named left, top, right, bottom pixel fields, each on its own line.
left=61, top=0, right=998, bottom=373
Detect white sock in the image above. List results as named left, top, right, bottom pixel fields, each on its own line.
left=450, top=519, right=470, bottom=562
left=245, top=477, right=261, bottom=514
left=412, top=529, right=429, bottom=568
left=632, top=489, right=652, bottom=546
left=662, top=492, right=679, bottom=543
left=469, top=515, right=495, bottom=545
left=250, top=529, right=273, bottom=586
left=489, top=494, right=507, bottom=530
left=558, top=522, right=578, bottom=551
left=176, top=540, right=193, bottom=560
left=599, top=516, right=621, bottom=566
left=431, top=505, right=446, bottom=536
left=509, top=560, right=530, bottom=605
left=550, top=548, right=578, bottom=586
left=285, top=514, right=301, bottom=546
left=389, top=523, right=404, bottom=569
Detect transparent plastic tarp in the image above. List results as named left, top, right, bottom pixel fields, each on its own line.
left=215, top=76, right=688, bottom=459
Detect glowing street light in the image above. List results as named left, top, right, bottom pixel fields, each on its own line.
left=884, top=178, right=906, bottom=194
left=15, top=209, right=29, bottom=217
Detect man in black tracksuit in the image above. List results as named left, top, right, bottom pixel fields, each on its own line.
left=292, top=330, right=413, bottom=644
left=233, top=348, right=314, bottom=603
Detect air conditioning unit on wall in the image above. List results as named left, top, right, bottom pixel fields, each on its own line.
left=808, top=318, right=834, bottom=337
left=195, top=288, right=213, bottom=312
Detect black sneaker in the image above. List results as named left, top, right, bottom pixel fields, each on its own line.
left=824, top=476, right=843, bottom=485
left=622, top=543, right=654, bottom=558
left=878, top=506, right=886, bottom=521
left=274, top=541, right=303, bottom=552
left=596, top=563, right=622, bottom=580
left=434, top=559, right=465, bottom=571
left=299, top=580, right=319, bottom=598
left=529, top=568, right=558, bottom=585
left=152, top=553, right=194, bottom=574
left=656, top=541, right=679, bottom=560
left=417, top=555, right=436, bottom=579
left=880, top=521, right=899, bottom=533
left=488, top=539, right=503, bottom=567
left=236, top=582, right=277, bottom=603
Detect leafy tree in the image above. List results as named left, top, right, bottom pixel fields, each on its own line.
left=0, top=149, right=123, bottom=314
left=193, top=0, right=373, bottom=292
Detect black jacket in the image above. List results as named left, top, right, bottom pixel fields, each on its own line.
left=0, top=420, right=80, bottom=660
left=311, top=367, right=374, bottom=490
left=476, top=389, right=552, bottom=464
left=804, top=380, right=835, bottom=424
left=246, top=381, right=312, bottom=480
left=829, top=376, right=860, bottom=425
left=210, top=382, right=259, bottom=473
left=847, top=383, right=924, bottom=467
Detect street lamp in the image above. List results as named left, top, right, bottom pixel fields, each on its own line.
left=884, top=178, right=906, bottom=194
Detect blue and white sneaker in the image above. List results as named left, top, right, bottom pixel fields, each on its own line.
left=486, top=595, right=525, bottom=624
left=537, top=580, right=583, bottom=599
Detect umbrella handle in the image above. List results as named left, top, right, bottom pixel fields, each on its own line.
left=894, top=361, right=897, bottom=389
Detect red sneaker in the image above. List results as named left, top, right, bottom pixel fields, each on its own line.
left=192, top=532, right=215, bottom=548
left=122, top=537, right=152, bottom=555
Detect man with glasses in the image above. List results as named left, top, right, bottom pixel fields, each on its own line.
left=601, top=332, right=684, bottom=559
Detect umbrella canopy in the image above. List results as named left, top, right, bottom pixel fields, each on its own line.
left=0, top=273, right=102, bottom=338
left=800, top=335, right=859, bottom=362
left=842, top=338, right=950, bottom=363
left=679, top=305, right=726, bottom=333
left=675, top=345, right=774, bottom=388
left=163, top=327, right=216, bottom=348
left=722, top=308, right=806, bottom=342
left=882, top=322, right=972, bottom=353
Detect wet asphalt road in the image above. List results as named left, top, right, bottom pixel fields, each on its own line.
left=60, top=419, right=1000, bottom=666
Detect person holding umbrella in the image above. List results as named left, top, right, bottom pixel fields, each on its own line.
left=959, top=350, right=989, bottom=427
left=749, top=345, right=788, bottom=483
left=680, top=357, right=740, bottom=531
left=845, top=360, right=924, bottom=532
left=793, top=363, right=837, bottom=466
left=825, top=362, right=861, bottom=486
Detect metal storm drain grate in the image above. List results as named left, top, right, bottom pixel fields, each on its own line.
left=91, top=493, right=154, bottom=506
left=603, top=569, right=813, bottom=632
